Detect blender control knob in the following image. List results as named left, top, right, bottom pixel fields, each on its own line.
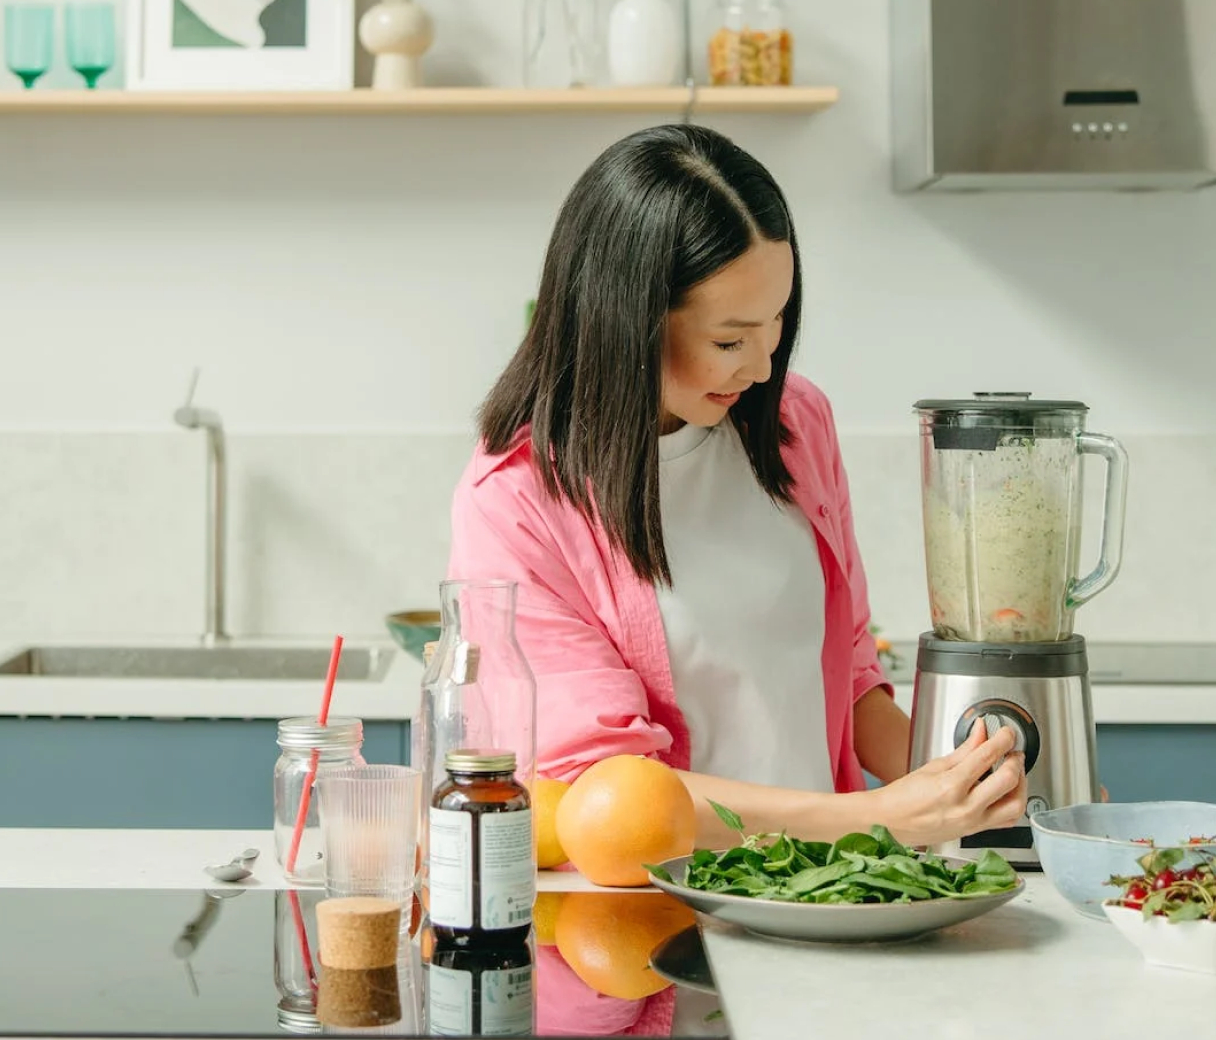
left=980, top=712, right=1026, bottom=753
left=953, top=700, right=1041, bottom=773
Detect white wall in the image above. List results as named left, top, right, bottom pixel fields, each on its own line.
left=2, top=1, right=1214, bottom=644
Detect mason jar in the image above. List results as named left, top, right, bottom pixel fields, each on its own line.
left=273, top=716, right=365, bottom=884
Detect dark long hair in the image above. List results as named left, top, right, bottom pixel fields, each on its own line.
left=479, top=124, right=802, bottom=585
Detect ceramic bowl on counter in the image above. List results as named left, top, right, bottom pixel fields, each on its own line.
left=1103, top=904, right=1216, bottom=974
left=1030, top=801, right=1216, bottom=919
left=384, top=610, right=441, bottom=663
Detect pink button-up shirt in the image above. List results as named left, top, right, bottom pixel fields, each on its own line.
left=447, top=373, right=891, bottom=794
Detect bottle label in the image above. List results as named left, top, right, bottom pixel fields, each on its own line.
left=426, top=964, right=472, bottom=1037
left=429, top=808, right=473, bottom=928
left=479, top=809, right=535, bottom=930
left=481, top=965, right=534, bottom=1036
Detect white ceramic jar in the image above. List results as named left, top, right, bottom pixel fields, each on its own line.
left=607, top=0, right=680, bottom=87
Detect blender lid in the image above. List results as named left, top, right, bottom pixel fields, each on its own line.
left=914, top=392, right=1089, bottom=417
left=915, top=393, right=1088, bottom=451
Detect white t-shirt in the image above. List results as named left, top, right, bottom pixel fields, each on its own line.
left=655, top=421, right=835, bottom=792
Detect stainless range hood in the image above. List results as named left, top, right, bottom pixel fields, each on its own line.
left=891, top=0, right=1216, bottom=191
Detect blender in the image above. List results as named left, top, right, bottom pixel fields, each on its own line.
left=907, top=393, right=1129, bottom=868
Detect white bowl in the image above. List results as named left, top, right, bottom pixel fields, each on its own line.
left=1103, top=902, right=1216, bottom=974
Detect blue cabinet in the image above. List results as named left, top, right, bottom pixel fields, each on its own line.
left=2, top=717, right=1209, bottom=829
left=1096, top=724, right=1216, bottom=803
left=0, top=718, right=411, bottom=829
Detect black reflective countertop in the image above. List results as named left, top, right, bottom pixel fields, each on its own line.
left=0, top=888, right=727, bottom=1040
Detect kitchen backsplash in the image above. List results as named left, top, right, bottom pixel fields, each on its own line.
left=2, top=1, right=1213, bottom=645
left=2, top=430, right=1210, bottom=644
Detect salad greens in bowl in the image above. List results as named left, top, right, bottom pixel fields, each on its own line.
left=1103, top=846, right=1216, bottom=974
left=645, top=802, right=1023, bottom=943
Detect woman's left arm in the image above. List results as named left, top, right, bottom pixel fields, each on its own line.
left=853, top=686, right=912, bottom=784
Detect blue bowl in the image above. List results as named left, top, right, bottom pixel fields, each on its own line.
left=1030, top=801, right=1216, bottom=919
left=385, top=610, right=441, bottom=664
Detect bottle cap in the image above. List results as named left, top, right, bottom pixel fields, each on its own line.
left=444, top=748, right=517, bottom=775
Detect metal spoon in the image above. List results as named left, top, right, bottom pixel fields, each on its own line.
left=204, top=847, right=260, bottom=883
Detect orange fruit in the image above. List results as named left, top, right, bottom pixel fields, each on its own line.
left=554, top=892, right=695, bottom=999
left=532, top=891, right=566, bottom=946
left=533, top=777, right=572, bottom=869
left=555, top=755, right=696, bottom=887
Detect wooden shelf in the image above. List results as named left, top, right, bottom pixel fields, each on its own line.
left=0, top=85, right=838, bottom=116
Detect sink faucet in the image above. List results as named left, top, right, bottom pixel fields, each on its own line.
left=174, top=369, right=228, bottom=648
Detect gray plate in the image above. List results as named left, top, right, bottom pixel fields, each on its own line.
left=648, top=855, right=1025, bottom=943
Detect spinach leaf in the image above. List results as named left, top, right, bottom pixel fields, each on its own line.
left=869, top=825, right=911, bottom=858
left=792, top=838, right=832, bottom=865
left=762, top=834, right=797, bottom=873
left=961, top=849, right=1020, bottom=895
left=709, top=800, right=745, bottom=836
left=786, top=860, right=855, bottom=894
left=828, top=832, right=881, bottom=863
left=842, top=872, right=932, bottom=901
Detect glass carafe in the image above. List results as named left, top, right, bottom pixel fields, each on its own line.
left=915, top=393, right=1128, bottom=643
left=413, top=580, right=537, bottom=903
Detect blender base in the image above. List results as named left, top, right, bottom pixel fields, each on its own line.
left=907, top=633, right=1100, bottom=868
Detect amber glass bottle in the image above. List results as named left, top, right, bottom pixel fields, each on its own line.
left=428, top=749, right=534, bottom=947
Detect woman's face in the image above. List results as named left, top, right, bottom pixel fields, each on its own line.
left=661, top=239, right=794, bottom=434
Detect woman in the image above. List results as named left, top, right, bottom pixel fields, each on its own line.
left=448, top=124, right=1027, bottom=850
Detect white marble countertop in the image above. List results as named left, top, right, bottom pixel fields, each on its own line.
left=0, top=638, right=1213, bottom=723
left=2, top=829, right=1213, bottom=1040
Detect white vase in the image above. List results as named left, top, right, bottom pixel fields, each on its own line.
left=607, top=0, right=680, bottom=87
left=358, top=0, right=435, bottom=90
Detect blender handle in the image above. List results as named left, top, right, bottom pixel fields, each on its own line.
left=1067, top=433, right=1129, bottom=609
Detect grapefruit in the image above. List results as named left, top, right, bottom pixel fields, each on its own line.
left=555, top=755, right=696, bottom=887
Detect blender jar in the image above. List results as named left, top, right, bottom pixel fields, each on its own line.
left=915, top=393, right=1128, bottom=643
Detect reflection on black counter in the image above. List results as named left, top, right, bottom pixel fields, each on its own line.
left=274, top=889, right=324, bottom=1033
left=529, top=892, right=728, bottom=1039
left=425, top=939, right=534, bottom=1036
left=0, top=888, right=727, bottom=1039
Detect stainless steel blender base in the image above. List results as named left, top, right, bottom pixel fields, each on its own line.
left=908, top=635, right=1100, bottom=868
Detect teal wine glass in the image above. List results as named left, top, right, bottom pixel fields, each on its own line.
left=64, top=2, right=115, bottom=89
left=4, top=4, right=54, bottom=89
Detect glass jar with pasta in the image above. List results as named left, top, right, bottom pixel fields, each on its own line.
left=751, top=0, right=792, bottom=86
left=707, top=0, right=794, bottom=87
left=708, top=0, right=746, bottom=85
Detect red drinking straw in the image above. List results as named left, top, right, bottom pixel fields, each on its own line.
left=287, top=889, right=318, bottom=992
left=285, top=634, right=344, bottom=875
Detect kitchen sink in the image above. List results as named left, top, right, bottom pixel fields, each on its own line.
left=0, top=645, right=395, bottom=682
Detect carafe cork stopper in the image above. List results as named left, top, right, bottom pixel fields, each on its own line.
left=315, top=897, right=401, bottom=970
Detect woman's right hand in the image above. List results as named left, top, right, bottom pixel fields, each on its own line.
left=871, top=720, right=1028, bottom=848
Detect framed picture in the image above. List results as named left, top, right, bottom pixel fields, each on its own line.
left=126, top=0, right=355, bottom=91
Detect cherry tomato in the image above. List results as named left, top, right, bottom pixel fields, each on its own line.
left=1180, top=867, right=1202, bottom=882
left=1152, top=869, right=1178, bottom=890
left=1122, top=882, right=1149, bottom=909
